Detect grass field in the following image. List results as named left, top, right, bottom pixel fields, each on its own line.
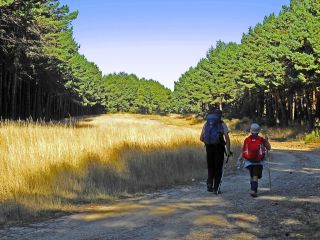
left=0, top=114, right=242, bottom=225
left=3, top=114, right=316, bottom=226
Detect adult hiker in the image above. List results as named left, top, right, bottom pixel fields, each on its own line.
left=237, top=123, right=271, bottom=197
left=200, top=109, right=231, bottom=194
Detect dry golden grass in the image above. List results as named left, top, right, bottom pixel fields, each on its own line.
left=0, top=115, right=200, bottom=224
left=0, top=114, right=245, bottom=225
left=3, top=113, right=317, bottom=226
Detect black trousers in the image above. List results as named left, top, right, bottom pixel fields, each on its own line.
left=246, top=165, right=263, bottom=179
left=205, top=144, right=225, bottom=190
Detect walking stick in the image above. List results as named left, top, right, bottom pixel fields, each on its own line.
left=266, top=149, right=272, bottom=189
left=217, top=150, right=232, bottom=194
left=264, top=133, right=272, bottom=190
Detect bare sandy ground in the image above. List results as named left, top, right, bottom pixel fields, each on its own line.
left=1, top=149, right=319, bottom=240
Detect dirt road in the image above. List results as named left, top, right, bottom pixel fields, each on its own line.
left=1, top=149, right=319, bottom=240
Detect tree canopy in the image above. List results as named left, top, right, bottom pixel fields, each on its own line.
left=0, top=0, right=170, bottom=119
left=1, top=0, right=319, bottom=129
left=172, top=0, right=320, bottom=129
left=102, top=73, right=171, bottom=114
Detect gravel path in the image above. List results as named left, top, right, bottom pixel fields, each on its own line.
left=1, top=149, right=319, bottom=240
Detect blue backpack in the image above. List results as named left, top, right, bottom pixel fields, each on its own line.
left=203, top=116, right=223, bottom=145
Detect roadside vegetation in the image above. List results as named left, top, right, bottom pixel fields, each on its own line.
left=1, top=114, right=319, bottom=226
left=305, top=129, right=320, bottom=143
left=0, top=114, right=239, bottom=226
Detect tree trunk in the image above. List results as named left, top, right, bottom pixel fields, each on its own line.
left=11, top=62, right=18, bottom=119
left=26, top=80, right=31, bottom=118
left=312, top=87, right=317, bottom=118
left=305, top=88, right=314, bottom=131
left=0, top=63, right=3, bottom=118
left=291, top=92, right=296, bottom=123
left=277, top=89, right=288, bottom=127
left=316, top=90, right=320, bottom=121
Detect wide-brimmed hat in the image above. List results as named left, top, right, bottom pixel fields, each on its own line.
left=250, top=123, right=261, bottom=134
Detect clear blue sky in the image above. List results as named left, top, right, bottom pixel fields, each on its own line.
left=60, top=0, right=290, bottom=90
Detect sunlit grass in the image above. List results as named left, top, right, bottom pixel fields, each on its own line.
left=2, top=114, right=318, bottom=225
left=0, top=114, right=244, bottom=225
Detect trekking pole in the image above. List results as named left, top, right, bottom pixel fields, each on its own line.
left=217, top=150, right=233, bottom=195
left=266, top=149, right=272, bottom=189
left=264, top=133, right=272, bottom=190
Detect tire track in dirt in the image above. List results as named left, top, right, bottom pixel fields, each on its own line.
left=1, top=149, right=319, bottom=240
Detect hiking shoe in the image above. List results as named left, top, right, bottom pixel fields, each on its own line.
left=250, top=191, right=258, bottom=198
left=207, top=186, right=213, bottom=192
left=213, top=189, right=222, bottom=195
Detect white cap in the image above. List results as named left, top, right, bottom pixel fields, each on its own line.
left=250, top=123, right=260, bottom=134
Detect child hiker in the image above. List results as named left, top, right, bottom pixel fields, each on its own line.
left=237, top=123, right=271, bottom=197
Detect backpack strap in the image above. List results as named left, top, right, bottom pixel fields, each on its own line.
left=219, top=120, right=224, bottom=134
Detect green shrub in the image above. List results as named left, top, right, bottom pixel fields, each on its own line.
left=305, top=129, right=320, bottom=143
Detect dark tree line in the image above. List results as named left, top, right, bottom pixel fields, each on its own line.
left=172, top=0, right=320, bottom=129
left=0, top=0, right=104, bottom=120
left=102, top=73, right=171, bottom=114
left=0, top=0, right=171, bottom=120
left=1, top=0, right=319, bottom=129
